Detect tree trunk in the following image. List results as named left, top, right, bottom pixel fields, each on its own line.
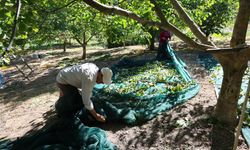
left=215, top=54, right=247, bottom=125
left=149, top=28, right=155, bottom=51
left=21, top=43, right=26, bottom=51
left=81, top=32, right=87, bottom=59
left=212, top=53, right=248, bottom=149
left=81, top=44, right=87, bottom=59
left=63, top=39, right=67, bottom=53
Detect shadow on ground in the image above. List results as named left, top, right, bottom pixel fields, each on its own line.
left=0, top=47, right=150, bottom=109
left=111, top=103, right=215, bottom=149
left=0, top=69, right=59, bottom=106
left=0, top=108, right=58, bottom=149
left=0, top=100, right=216, bottom=149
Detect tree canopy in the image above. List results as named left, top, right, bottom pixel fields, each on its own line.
left=0, top=0, right=238, bottom=53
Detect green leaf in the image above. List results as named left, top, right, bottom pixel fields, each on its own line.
left=32, top=10, right=38, bottom=15
left=21, top=34, right=28, bottom=39
left=5, top=12, right=11, bottom=17
left=122, top=20, right=127, bottom=28
left=5, top=2, right=14, bottom=7
left=32, top=28, right=39, bottom=33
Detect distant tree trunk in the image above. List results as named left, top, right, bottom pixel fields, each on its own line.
left=74, top=32, right=90, bottom=59
left=123, top=41, right=126, bottom=49
left=81, top=32, right=87, bottom=59
left=21, top=43, right=26, bottom=51
left=63, top=39, right=67, bottom=53
left=81, top=43, right=87, bottom=59
left=149, top=27, right=155, bottom=51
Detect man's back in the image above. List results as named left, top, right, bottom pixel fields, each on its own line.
left=56, top=63, right=99, bottom=88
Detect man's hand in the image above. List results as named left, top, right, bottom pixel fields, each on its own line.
left=89, top=109, right=106, bottom=122
left=95, top=113, right=106, bottom=122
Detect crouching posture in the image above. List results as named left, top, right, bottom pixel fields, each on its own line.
left=56, top=63, right=113, bottom=122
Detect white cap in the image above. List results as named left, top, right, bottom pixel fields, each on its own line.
left=101, top=67, right=113, bottom=84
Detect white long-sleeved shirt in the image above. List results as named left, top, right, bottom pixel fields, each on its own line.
left=56, top=63, right=99, bottom=110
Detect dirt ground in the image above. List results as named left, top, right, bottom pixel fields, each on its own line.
left=0, top=45, right=248, bottom=150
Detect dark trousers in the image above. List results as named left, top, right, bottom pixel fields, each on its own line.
left=55, top=83, right=83, bottom=117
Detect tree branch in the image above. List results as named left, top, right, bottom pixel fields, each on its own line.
left=6, top=0, right=21, bottom=52
left=25, top=0, right=79, bottom=42
left=169, top=0, right=215, bottom=46
left=149, top=0, right=168, bottom=24
left=86, top=34, right=95, bottom=43
left=74, top=36, right=83, bottom=45
left=240, top=47, right=250, bottom=61
left=207, top=46, right=249, bottom=54
left=82, top=0, right=214, bottom=50
left=210, top=47, right=250, bottom=63
left=46, top=0, right=79, bottom=13
left=230, top=0, right=250, bottom=48
left=82, top=0, right=155, bottom=25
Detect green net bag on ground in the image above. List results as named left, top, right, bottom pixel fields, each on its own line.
left=1, top=116, right=117, bottom=150
left=90, top=44, right=200, bottom=124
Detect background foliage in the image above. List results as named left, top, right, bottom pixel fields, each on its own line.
left=0, top=0, right=237, bottom=56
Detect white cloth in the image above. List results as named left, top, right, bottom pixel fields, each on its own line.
left=56, top=63, right=99, bottom=110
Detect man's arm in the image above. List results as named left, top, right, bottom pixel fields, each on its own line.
left=82, top=79, right=106, bottom=122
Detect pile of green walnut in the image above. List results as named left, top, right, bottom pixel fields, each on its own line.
left=103, top=61, right=196, bottom=97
